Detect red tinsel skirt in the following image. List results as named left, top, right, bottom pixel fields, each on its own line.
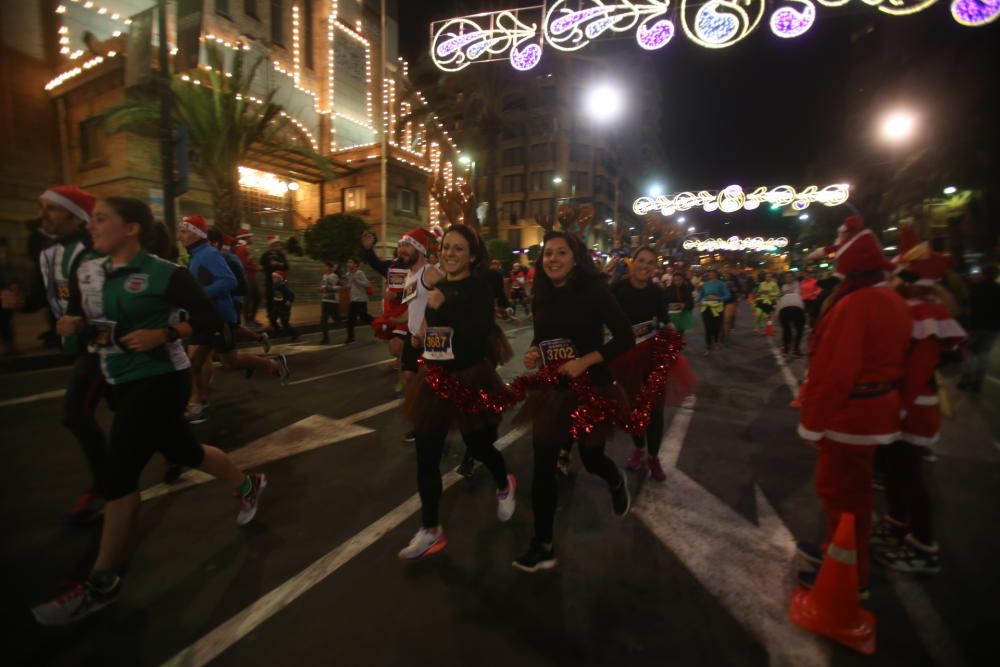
left=514, top=381, right=628, bottom=443
left=609, top=338, right=697, bottom=408
left=403, top=361, right=507, bottom=434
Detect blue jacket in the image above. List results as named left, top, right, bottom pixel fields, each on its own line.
left=699, top=278, right=732, bottom=303
left=188, top=241, right=238, bottom=323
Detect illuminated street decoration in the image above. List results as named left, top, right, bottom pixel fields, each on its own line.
left=238, top=166, right=298, bottom=197
left=681, top=0, right=764, bottom=48
left=544, top=1, right=675, bottom=52
left=951, top=0, right=1000, bottom=25
left=683, top=236, right=790, bottom=252
left=430, top=7, right=545, bottom=72
left=633, top=183, right=851, bottom=216
left=770, top=1, right=816, bottom=38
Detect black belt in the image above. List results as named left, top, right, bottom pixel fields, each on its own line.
left=849, top=382, right=897, bottom=399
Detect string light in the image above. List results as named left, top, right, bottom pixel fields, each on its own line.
left=431, top=7, right=544, bottom=72
left=770, top=1, right=816, bottom=38
left=682, top=236, right=790, bottom=252
left=238, top=166, right=300, bottom=197
left=292, top=4, right=301, bottom=84
left=950, top=0, right=1000, bottom=25
left=545, top=0, right=674, bottom=52
left=633, top=183, right=851, bottom=216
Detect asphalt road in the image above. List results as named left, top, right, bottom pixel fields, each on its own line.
left=2, top=303, right=998, bottom=667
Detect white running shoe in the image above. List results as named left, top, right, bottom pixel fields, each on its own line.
left=184, top=403, right=207, bottom=424
left=496, top=474, right=517, bottom=523
left=398, top=527, right=447, bottom=560
left=236, top=474, right=267, bottom=526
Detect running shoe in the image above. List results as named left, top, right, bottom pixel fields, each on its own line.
left=624, top=448, right=645, bottom=471
left=875, top=536, right=941, bottom=574
left=496, top=474, right=517, bottom=522
left=66, top=492, right=104, bottom=524
left=647, top=457, right=666, bottom=482
left=610, top=468, right=631, bottom=518
left=455, top=455, right=475, bottom=477
left=398, top=527, right=447, bottom=560
left=32, top=580, right=119, bottom=626
left=795, top=541, right=825, bottom=567
left=556, top=450, right=571, bottom=477
left=392, top=384, right=404, bottom=398
left=797, top=569, right=870, bottom=600
left=513, top=541, right=558, bottom=573
left=236, top=474, right=267, bottom=526
left=163, top=465, right=188, bottom=485
left=184, top=403, right=207, bottom=424
left=274, top=353, right=291, bottom=383
left=402, top=431, right=416, bottom=443
left=871, top=516, right=908, bottom=548
left=258, top=331, right=271, bottom=353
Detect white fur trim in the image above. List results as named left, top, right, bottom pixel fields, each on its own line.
left=179, top=221, right=207, bottom=239
left=912, top=317, right=966, bottom=341
left=41, top=189, right=90, bottom=223
left=799, top=422, right=901, bottom=445
left=401, top=234, right=427, bottom=255
left=900, top=432, right=938, bottom=447
left=797, top=424, right=823, bottom=442
left=914, top=394, right=939, bottom=406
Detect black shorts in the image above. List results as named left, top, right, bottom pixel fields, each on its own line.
left=190, top=321, right=236, bottom=354
left=104, top=370, right=205, bottom=500
left=401, top=333, right=420, bottom=372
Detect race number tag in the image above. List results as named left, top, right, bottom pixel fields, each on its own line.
left=89, top=318, right=118, bottom=348
left=57, top=281, right=70, bottom=300
left=401, top=280, right=418, bottom=304
left=539, top=338, right=577, bottom=367
left=632, top=319, right=657, bottom=343
left=422, top=326, right=455, bottom=361
left=668, top=302, right=684, bottom=314
left=387, top=268, right=407, bottom=293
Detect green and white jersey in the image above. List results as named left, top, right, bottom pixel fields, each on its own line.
left=74, top=251, right=202, bottom=384
left=39, top=233, right=99, bottom=355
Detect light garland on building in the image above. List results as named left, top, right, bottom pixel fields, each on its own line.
left=292, top=4, right=301, bottom=84
left=238, top=166, right=300, bottom=197
left=328, top=1, right=337, bottom=144
left=633, top=183, right=850, bottom=216
left=682, top=236, right=789, bottom=252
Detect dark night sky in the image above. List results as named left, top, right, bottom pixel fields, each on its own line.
left=398, top=2, right=999, bottom=238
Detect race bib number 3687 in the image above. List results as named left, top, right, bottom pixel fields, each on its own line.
left=539, top=338, right=577, bottom=367
left=423, top=326, right=455, bottom=361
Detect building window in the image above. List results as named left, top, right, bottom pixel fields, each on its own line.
left=241, top=187, right=292, bottom=228
left=245, top=0, right=258, bottom=19
left=570, top=171, right=589, bottom=191
left=270, top=0, right=283, bottom=45
left=501, top=201, right=524, bottom=225
left=501, top=147, right=524, bottom=167
left=79, top=117, right=108, bottom=165
left=502, top=122, right=524, bottom=139
left=303, top=0, right=314, bottom=69
left=528, top=170, right=554, bottom=192
left=528, top=142, right=554, bottom=163
left=527, top=198, right=552, bottom=218
left=216, top=0, right=231, bottom=17
left=570, top=142, right=590, bottom=163
left=397, top=187, right=416, bottom=213
left=343, top=186, right=366, bottom=211
left=501, top=174, right=524, bottom=194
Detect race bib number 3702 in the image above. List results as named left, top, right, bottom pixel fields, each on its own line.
left=539, top=338, right=577, bottom=367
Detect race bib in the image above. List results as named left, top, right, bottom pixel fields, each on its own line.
left=422, top=326, right=455, bottom=361
left=57, top=281, right=70, bottom=300
left=89, top=318, right=118, bottom=348
left=539, top=338, right=577, bottom=367
left=668, top=302, right=684, bottom=314
left=632, top=319, right=657, bottom=343
left=387, top=268, right=407, bottom=293
left=401, top=280, right=418, bottom=304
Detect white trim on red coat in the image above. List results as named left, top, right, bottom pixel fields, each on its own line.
left=901, top=431, right=939, bottom=447
left=914, top=394, right=939, bottom=406
left=798, top=423, right=901, bottom=445
left=912, top=317, right=966, bottom=341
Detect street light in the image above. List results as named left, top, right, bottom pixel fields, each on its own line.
left=678, top=216, right=686, bottom=223
left=649, top=184, right=664, bottom=197
left=584, top=83, right=624, bottom=124
left=687, top=226, right=695, bottom=233
left=879, top=109, right=918, bottom=145
left=458, top=154, right=472, bottom=166
left=552, top=175, right=563, bottom=185
left=943, top=185, right=957, bottom=195
left=798, top=213, right=809, bottom=221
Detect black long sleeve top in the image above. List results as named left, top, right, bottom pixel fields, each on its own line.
left=531, top=275, right=635, bottom=385
left=663, top=283, right=695, bottom=311
left=611, top=280, right=670, bottom=325
left=425, top=274, right=495, bottom=371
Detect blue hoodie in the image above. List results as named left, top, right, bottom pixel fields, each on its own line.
left=187, top=241, right=238, bottom=324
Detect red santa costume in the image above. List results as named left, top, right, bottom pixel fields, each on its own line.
left=796, top=216, right=912, bottom=589
left=873, top=228, right=965, bottom=574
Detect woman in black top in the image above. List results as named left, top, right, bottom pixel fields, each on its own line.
left=399, top=225, right=515, bottom=561
left=514, top=231, right=636, bottom=572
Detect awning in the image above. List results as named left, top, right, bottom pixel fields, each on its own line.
left=242, top=147, right=354, bottom=183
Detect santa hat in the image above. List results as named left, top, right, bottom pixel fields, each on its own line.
left=223, top=234, right=235, bottom=249
left=894, top=226, right=952, bottom=285
left=400, top=227, right=435, bottom=255
left=41, top=185, right=96, bottom=224
left=267, top=235, right=281, bottom=246
left=236, top=228, right=253, bottom=240
left=808, top=215, right=892, bottom=278
left=272, top=270, right=287, bottom=281
left=180, top=214, right=208, bottom=240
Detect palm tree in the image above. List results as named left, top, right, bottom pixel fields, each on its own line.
left=103, top=44, right=333, bottom=235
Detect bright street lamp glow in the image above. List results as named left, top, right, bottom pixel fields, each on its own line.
left=604, top=218, right=613, bottom=223
left=552, top=175, right=563, bottom=184
left=943, top=186, right=957, bottom=195
left=649, top=184, right=664, bottom=197
left=458, top=154, right=472, bottom=166
left=880, top=109, right=918, bottom=144
left=687, top=226, right=695, bottom=233
left=584, top=84, right=624, bottom=123
left=678, top=217, right=686, bottom=223
left=799, top=214, right=809, bottom=221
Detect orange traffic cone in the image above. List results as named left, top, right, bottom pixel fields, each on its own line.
left=789, top=513, right=876, bottom=655
left=789, top=383, right=804, bottom=409
left=765, top=319, right=775, bottom=337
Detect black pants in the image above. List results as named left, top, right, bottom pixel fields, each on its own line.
left=702, top=309, right=723, bottom=348
left=779, top=307, right=805, bottom=353
left=804, top=299, right=820, bottom=328
left=270, top=305, right=297, bottom=337
left=105, top=371, right=205, bottom=500
left=63, top=353, right=108, bottom=495
left=632, top=406, right=665, bottom=456
left=320, top=301, right=341, bottom=340
left=244, top=281, right=261, bottom=323
left=415, top=426, right=508, bottom=528
left=883, top=441, right=933, bottom=544
left=345, top=301, right=372, bottom=342
left=533, top=431, right=622, bottom=544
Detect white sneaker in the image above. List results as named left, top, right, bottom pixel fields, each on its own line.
left=398, top=527, right=447, bottom=560
left=496, top=474, right=517, bottom=523
left=184, top=403, right=207, bottom=424
left=236, top=474, right=267, bottom=526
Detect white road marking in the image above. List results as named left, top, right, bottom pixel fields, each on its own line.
left=341, top=398, right=402, bottom=424
left=0, top=389, right=66, bottom=409
left=767, top=338, right=800, bottom=396
left=287, top=358, right=393, bottom=386
left=160, top=425, right=529, bottom=667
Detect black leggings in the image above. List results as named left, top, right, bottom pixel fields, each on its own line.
left=779, top=307, right=805, bottom=353
left=533, top=430, right=622, bottom=544
left=346, top=301, right=372, bottom=341
left=320, top=301, right=341, bottom=338
left=883, top=441, right=933, bottom=544
left=105, top=371, right=205, bottom=500
left=415, top=426, right=508, bottom=528
left=63, top=353, right=108, bottom=495
left=702, top=309, right=723, bottom=348
left=632, top=406, right=665, bottom=456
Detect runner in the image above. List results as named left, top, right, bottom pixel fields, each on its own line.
left=397, top=224, right=517, bottom=560
left=721, top=267, right=740, bottom=346
left=233, top=229, right=262, bottom=327
left=793, top=215, right=912, bottom=597
left=207, top=228, right=270, bottom=351
left=664, top=271, right=695, bottom=339
left=513, top=231, right=635, bottom=572
left=318, top=260, right=342, bottom=345
left=343, top=257, right=372, bottom=344
left=752, top=272, right=780, bottom=334
left=800, top=268, right=821, bottom=328
left=698, top=269, right=730, bottom=355
left=874, top=228, right=965, bottom=574
left=260, top=236, right=289, bottom=335
left=776, top=272, right=806, bottom=356
left=31, top=197, right=266, bottom=626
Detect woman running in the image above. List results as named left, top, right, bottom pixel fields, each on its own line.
left=699, top=269, right=730, bottom=355
left=513, top=231, right=635, bottom=572
left=664, top=271, right=695, bottom=339
left=753, top=272, right=780, bottom=334
left=32, top=197, right=265, bottom=626
left=398, top=224, right=516, bottom=560
left=776, top=273, right=806, bottom=356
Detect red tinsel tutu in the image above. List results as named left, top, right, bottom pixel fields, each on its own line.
left=609, top=336, right=695, bottom=408
left=420, top=329, right=687, bottom=439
